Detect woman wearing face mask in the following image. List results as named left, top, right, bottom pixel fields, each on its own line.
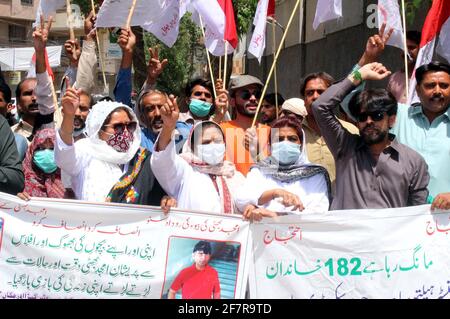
left=151, top=95, right=245, bottom=214
left=54, top=86, right=167, bottom=206
left=178, top=78, right=230, bottom=126
left=17, top=128, right=65, bottom=200
left=235, top=116, right=331, bottom=221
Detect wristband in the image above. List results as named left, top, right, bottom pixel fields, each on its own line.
left=352, top=70, right=363, bottom=82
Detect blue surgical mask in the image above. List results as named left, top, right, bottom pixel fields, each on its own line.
left=33, top=149, right=58, bottom=174
left=197, top=143, right=225, bottom=165
left=189, top=99, right=212, bottom=117
left=271, top=141, right=301, bottom=165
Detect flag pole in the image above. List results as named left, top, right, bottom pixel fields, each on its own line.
left=90, top=0, right=108, bottom=92
left=65, top=0, right=77, bottom=61
left=252, top=0, right=302, bottom=127
left=401, top=0, right=409, bottom=100
left=219, top=56, right=222, bottom=80
left=271, top=19, right=279, bottom=118
left=223, top=41, right=229, bottom=90
left=125, top=0, right=137, bottom=29
left=199, top=15, right=217, bottom=98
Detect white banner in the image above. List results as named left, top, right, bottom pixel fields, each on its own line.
left=0, top=193, right=250, bottom=299
left=249, top=205, right=450, bottom=299
left=377, top=0, right=404, bottom=50
left=0, top=46, right=62, bottom=71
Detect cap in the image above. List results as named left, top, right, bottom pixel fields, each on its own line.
left=228, top=75, right=263, bottom=93
left=281, top=98, right=307, bottom=117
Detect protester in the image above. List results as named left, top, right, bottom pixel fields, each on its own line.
left=12, top=17, right=56, bottom=143
left=259, top=93, right=285, bottom=125
left=168, top=241, right=220, bottom=299
left=221, top=75, right=271, bottom=176
left=151, top=96, right=245, bottom=214
left=17, top=128, right=64, bottom=200
left=56, top=89, right=167, bottom=205
left=279, top=98, right=307, bottom=122
left=391, top=61, right=450, bottom=211
left=0, top=114, right=24, bottom=194
left=387, top=31, right=421, bottom=103
left=312, top=62, right=430, bottom=210
left=236, top=116, right=330, bottom=220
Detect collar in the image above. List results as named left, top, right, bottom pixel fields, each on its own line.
left=356, top=133, right=400, bottom=154
left=409, top=103, right=450, bottom=120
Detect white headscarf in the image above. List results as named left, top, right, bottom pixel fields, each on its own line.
left=85, top=101, right=142, bottom=165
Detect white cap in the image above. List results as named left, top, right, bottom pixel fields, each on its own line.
left=281, top=98, right=307, bottom=117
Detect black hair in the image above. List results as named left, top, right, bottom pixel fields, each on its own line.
left=348, top=89, right=398, bottom=119
left=15, top=77, right=36, bottom=100
left=264, top=93, right=285, bottom=107
left=299, top=72, right=335, bottom=98
left=270, top=116, right=304, bottom=143
left=184, top=78, right=214, bottom=98
left=101, top=106, right=133, bottom=130
left=193, top=241, right=212, bottom=254
left=190, top=121, right=224, bottom=152
left=415, top=61, right=450, bottom=85
left=406, top=30, right=421, bottom=46
left=0, top=81, right=11, bottom=104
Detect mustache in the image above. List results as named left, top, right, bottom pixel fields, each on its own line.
left=28, top=103, right=39, bottom=109
left=151, top=116, right=163, bottom=125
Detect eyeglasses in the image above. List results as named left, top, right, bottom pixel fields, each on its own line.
left=103, top=121, right=137, bottom=134
left=239, top=90, right=262, bottom=100
left=192, top=91, right=212, bottom=99
left=357, top=111, right=386, bottom=122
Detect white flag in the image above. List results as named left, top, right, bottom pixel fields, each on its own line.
left=377, top=0, right=404, bottom=50
left=189, top=0, right=233, bottom=56
left=142, top=0, right=184, bottom=47
left=96, top=0, right=165, bottom=28
left=312, top=0, right=342, bottom=30
left=34, top=0, right=66, bottom=27
left=248, top=0, right=270, bottom=63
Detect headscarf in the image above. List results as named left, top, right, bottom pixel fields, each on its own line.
left=23, top=128, right=65, bottom=198
left=255, top=129, right=332, bottom=196
left=180, top=120, right=235, bottom=214
left=84, top=100, right=141, bottom=165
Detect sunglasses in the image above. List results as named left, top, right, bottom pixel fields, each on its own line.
left=192, top=91, right=212, bottom=99
left=104, top=121, right=137, bottom=134
left=239, top=90, right=262, bottom=100
left=357, top=111, right=386, bottom=122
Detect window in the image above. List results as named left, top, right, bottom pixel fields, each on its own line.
left=9, top=25, right=26, bottom=42
left=21, top=0, right=33, bottom=5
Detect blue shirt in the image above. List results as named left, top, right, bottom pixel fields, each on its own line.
left=114, top=67, right=132, bottom=108
left=391, top=104, right=450, bottom=198
left=141, top=122, right=192, bottom=153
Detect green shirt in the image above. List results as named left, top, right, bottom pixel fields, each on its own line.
left=391, top=104, right=450, bottom=198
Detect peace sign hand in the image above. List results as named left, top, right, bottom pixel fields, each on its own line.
left=33, top=15, right=53, bottom=54
left=147, top=47, right=168, bottom=84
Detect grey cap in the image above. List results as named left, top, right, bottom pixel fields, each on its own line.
left=228, top=75, right=263, bottom=93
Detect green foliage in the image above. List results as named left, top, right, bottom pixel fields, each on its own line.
left=233, top=0, right=259, bottom=37
left=72, top=0, right=91, bottom=16
left=405, top=0, right=432, bottom=25
left=144, top=15, right=201, bottom=96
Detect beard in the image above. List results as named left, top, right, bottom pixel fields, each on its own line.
left=361, top=125, right=388, bottom=145
left=150, top=116, right=163, bottom=134
left=236, top=101, right=258, bottom=117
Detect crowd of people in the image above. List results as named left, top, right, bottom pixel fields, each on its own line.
left=1, top=14, right=449, bottom=221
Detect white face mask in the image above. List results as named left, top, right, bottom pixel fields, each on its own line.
left=196, top=143, right=226, bottom=165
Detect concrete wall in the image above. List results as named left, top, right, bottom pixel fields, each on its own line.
left=247, top=0, right=431, bottom=99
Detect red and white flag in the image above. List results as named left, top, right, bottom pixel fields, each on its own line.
left=27, top=48, right=55, bottom=81
left=189, top=0, right=238, bottom=56
left=267, top=0, right=275, bottom=18
left=248, top=0, right=270, bottom=63
left=408, top=0, right=450, bottom=105
left=377, top=0, right=404, bottom=50
left=312, top=0, right=342, bottom=30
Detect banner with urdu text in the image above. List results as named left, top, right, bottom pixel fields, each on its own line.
left=249, top=206, right=450, bottom=299
left=0, top=193, right=250, bottom=299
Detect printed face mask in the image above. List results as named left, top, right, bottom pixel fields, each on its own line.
left=197, top=143, right=225, bottom=165
left=189, top=99, right=213, bottom=117
left=106, top=129, right=134, bottom=153
left=271, top=141, right=301, bottom=165
left=33, top=149, right=58, bottom=174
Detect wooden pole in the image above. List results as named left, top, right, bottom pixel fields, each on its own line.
left=401, top=0, right=409, bottom=100
left=125, top=0, right=137, bottom=29
left=252, top=0, right=302, bottom=127
left=199, top=15, right=217, bottom=98
left=219, top=56, right=222, bottom=80
left=65, top=0, right=77, bottom=61
left=223, top=41, right=229, bottom=90
left=90, top=0, right=108, bottom=91
left=272, top=20, right=279, bottom=118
